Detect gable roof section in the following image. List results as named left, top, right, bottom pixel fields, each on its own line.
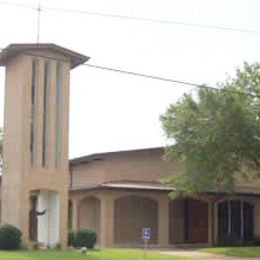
left=70, top=180, right=260, bottom=196
left=69, top=147, right=164, bottom=166
left=70, top=180, right=174, bottom=192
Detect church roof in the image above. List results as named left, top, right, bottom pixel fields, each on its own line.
left=70, top=147, right=164, bottom=166
left=70, top=180, right=260, bottom=196
left=0, top=43, right=90, bottom=69
left=70, top=180, right=174, bottom=192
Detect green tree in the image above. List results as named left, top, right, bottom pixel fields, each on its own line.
left=0, top=127, right=2, bottom=171
left=160, top=63, right=260, bottom=197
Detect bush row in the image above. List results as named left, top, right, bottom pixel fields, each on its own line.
left=0, top=224, right=98, bottom=250
left=68, top=229, right=97, bottom=249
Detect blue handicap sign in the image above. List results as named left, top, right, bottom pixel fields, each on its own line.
left=142, top=228, right=151, bottom=242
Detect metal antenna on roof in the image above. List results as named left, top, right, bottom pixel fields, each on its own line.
left=36, top=2, right=42, bottom=43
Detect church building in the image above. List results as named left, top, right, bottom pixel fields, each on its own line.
left=0, top=43, right=260, bottom=248
left=69, top=147, right=260, bottom=247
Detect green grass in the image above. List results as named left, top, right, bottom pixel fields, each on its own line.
left=0, top=248, right=194, bottom=260
left=199, top=247, right=260, bottom=257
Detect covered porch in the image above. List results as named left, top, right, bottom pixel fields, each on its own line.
left=68, top=182, right=260, bottom=247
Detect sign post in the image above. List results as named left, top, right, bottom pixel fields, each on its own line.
left=142, top=228, right=151, bottom=258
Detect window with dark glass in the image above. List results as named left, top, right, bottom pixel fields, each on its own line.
left=218, top=200, right=254, bottom=245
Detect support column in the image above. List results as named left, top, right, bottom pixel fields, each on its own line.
left=59, top=190, right=68, bottom=248
left=158, top=196, right=169, bottom=248
left=72, top=198, right=80, bottom=231
left=214, top=200, right=219, bottom=245
left=254, top=198, right=260, bottom=238
left=208, top=200, right=214, bottom=246
left=100, top=196, right=114, bottom=247
left=20, top=191, right=30, bottom=243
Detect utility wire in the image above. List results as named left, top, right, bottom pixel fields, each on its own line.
left=1, top=49, right=259, bottom=99
left=83, top=63, right=260, bottom=98
left=0, top=1, right=259, bottom=35
left=0, top=49, right=258, bottom=98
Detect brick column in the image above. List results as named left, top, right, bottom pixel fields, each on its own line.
left=59, top=190, right=69, bottom=248
left=72, top=198, right=80, bottom=231
left=214, top=200, right=218, bottom=245
left=254, top=198, right=260, bottom=237
left=208, top=200, right=213, bottom=246
left=100, top=196, right=114, bottom=247
left=158, top=196, right=169, bottom=248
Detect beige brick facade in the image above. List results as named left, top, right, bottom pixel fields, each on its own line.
left=0, top=44, right=89, bottom=248
left=69, top=148, right=260, bottom=247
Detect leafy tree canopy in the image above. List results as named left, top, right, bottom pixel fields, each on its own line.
left=161, top=63, right=260, bottom=198
left=0, top=127, right=2, bottom=171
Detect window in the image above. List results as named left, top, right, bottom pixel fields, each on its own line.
left=218, top=200, right=254, bottom=244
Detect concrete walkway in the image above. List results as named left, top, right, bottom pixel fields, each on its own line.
left=158, top=249, right=260, bottom=260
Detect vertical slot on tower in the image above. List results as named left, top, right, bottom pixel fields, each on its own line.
left=43, top=61, right=50, bottom=168
left=55, top=63, right=62, bottom=168
left=31, top=60, right=38, bottom=165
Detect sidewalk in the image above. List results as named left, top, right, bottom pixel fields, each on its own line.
left=158, top=249, right=260, bottom=260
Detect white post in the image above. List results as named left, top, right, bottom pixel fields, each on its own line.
left=37, top=190, right=60, bottom=247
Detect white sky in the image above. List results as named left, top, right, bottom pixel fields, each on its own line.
left=0, top=0, right=260, bottom=158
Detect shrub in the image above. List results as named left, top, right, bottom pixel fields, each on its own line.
left=254, top=237, right=260, bottom=245
left=31, top=242, right=39, bottom=250
left=218, top=234, right=240, bottom=246
left=68, top=230, right=76, bottom=247
left=19, top=242, right=29, bottom=251
left=54, top=243, right=61, bottom=250
left=0, top=224, right=22, bottom=250
left=75, top=229, right=97, bottom=249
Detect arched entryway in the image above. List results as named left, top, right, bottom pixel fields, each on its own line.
left=218, top=200, right=254, bottom=245
left=114, top=195, right=158, bottom=245
left=169, top=198, right=208, bottom=244
left=79, top=197, right=101, bottom=241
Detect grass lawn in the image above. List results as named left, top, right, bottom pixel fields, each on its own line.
left=199, top=247, right=260, bottom=258
left=0, top=248, right=195, bottom=260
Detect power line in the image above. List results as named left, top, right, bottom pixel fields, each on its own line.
left=0, top=1, right=31, bottom=9
left=46, top=7, right=260, bottom=36
left=83, top=63, right=260, bottom=98
left=0, top=1, right=259, bottom=35
left=0, top=49, right=258, bottom=98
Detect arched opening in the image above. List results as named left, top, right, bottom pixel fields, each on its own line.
left=169, top=198, right=208, bottom=244
left=114, top=195, right=158, bottom=245
left=218, top=200, right=254, bottom=245
left=79, top=197, right=101, bottom=241
left=29, top=189, right=60, bottom=247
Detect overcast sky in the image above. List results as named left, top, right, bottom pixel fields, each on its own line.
left=0, top=0, right=260, bottom=158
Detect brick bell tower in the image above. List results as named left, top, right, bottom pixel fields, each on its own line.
left=0, top=44, right=89, bottom=247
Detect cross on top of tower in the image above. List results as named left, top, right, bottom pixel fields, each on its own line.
left=35, top=2, right=43, bottom=43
